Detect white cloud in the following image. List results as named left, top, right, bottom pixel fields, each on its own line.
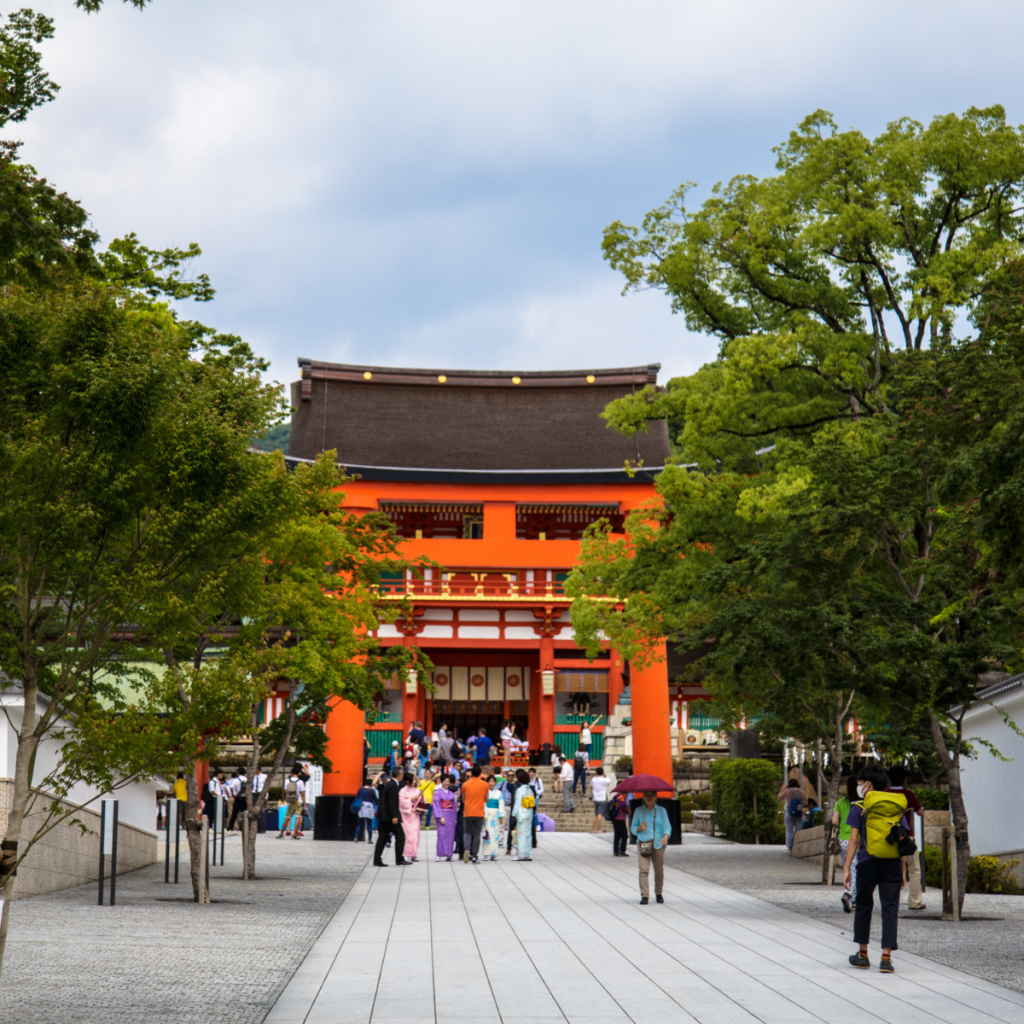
left=12, top=0, right=1024, bottom=394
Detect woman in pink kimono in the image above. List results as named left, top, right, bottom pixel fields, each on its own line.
left=398, top=773, right=426, bottom=862
left=432, top=775, right=458, bottom=861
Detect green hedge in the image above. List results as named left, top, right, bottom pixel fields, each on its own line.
left=915, top=789, right=950, bottom=810
left=924, top=847, right=1021, bottom=893
left=709, top=758, right=784, bottom=844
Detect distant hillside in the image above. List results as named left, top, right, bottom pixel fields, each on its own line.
left=252, top=421, right=290, bottom=454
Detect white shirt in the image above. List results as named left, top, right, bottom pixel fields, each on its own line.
left=581, top=727, right=592, bottom=744
left=591, top=777, right=611, bottom=802
left=500, top=726, right=512, bottom=741
left=208, top=778, right=225, bottom=797
left=251, top=772, right=267, bottom=793
left=529, top=774, right=544, bottom=797
left=560, top=761, right=574, bottom=782
left=227, top=777, right=243, bottom=797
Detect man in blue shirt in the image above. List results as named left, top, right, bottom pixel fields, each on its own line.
left=630, top=790, right=671, bottom=905
left=470, top=728, right=493, bottom=766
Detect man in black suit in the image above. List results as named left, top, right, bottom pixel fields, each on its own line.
left=373, top=767, right=407, bottom=866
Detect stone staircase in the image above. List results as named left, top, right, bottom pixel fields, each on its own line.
left=535, top=790, right=607, bottom=833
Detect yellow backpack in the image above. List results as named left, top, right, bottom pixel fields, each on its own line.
left=859, top=790, right=908, bottom=859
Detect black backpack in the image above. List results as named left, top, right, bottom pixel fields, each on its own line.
left=574, top=751, right=587, bottom=769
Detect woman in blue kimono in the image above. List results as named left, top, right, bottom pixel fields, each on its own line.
left=511, top=768, right=535, bottom=861
left=481, top=774, right=506, bottom=860
left=432, top=775, right=458, bottom=862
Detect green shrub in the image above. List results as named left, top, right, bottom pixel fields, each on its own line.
left=680, top=810, right=694, bottom=824
left=614, top=755, right=633, bottom=775
left=924, top=845, right=943, bottom=888
left=923, top=848, right=1020, bottom=893
left=694, top=792, right=713, bottom=810
left=967, top=855, right=1021, bottom=894
left=915, top=789, right=950, bottom=810
left=808, top=809, right=824, bottom=828
left=268, top=786, right=283, bottom=804
left=709, top=758, right=785, bottom=844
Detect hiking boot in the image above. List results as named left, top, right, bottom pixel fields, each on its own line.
left=848, top=953, right=871, bottom=970
left=639, top=896, right=649, bottom=905
left=655, top=894, right=664, bottom=904
left=879, top=958, right=894, bottom=974
left=841, top=892, right=853, bottom=914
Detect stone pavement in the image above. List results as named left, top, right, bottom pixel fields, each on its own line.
left=659, top=832, right=1024, bottom=995
left=266, top=831, right=1024, bottom=1024
left=0, top=832, right=371, bottom=1024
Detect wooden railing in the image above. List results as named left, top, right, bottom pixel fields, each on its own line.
left=376, top=576, right=570, bottom=601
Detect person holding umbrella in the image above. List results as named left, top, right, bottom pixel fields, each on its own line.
left=615, top=773, right=673, bottom=905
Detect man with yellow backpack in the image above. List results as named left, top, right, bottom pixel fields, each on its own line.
left=842, top=765, right=916, bottom=974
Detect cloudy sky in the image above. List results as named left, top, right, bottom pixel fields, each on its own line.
left=18, top=0, right=1024, bottom=397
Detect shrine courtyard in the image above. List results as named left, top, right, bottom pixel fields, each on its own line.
left=1, top=832, right=1022, bottom=1024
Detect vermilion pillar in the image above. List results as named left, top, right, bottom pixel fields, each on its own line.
left=608, top=648, right=624, bottom=712
left=538, top=636, right=555, bottom=747
left=323, top=699, right=365, bottom=795
left=401, top=635, right=417, bottom=741
left=630, top=642, right=673, bottom=794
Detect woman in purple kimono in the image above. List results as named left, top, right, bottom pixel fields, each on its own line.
left=432, top=775, right=458, bottom=862
left=399, top=773, right=425, bottom=861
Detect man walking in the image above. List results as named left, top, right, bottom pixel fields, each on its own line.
left=560, top=757, right=575, bottom=811
left=277, top=768, right=306, bottom=839
left=227, top=770, right=248, bottom=832
left=843, top=765, right=907, bottom=973
left=460, top=765, right=489, bottom=863
left=373, top=767, right=407, bottom=866
left=251, top=766, right=268, bottom=832
left=572, top=746, right=588, bottom=798
left=887, top=765, right=927, bottom=911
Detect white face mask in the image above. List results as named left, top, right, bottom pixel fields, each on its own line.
left=857, top=783, right=869, bottom=798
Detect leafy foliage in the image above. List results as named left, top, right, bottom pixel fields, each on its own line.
left=708, top=758, right=784, bottom=844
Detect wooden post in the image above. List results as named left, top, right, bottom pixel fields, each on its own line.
left=941, top=826, right=952, bottom=919
left=240, top=811, right=249, bottom=879
left=752, top=787, right=759, bottom=845
left=950, top=829, right=960, bottom=923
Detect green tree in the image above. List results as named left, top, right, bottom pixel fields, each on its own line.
left=146, top=451, right=429, bottom=891
left=573, top=107, right=1024, bottom=913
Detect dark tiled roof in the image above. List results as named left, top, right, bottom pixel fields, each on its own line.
left=289, top=360, right=670, bottom=471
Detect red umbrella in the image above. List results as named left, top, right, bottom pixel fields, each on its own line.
left=612, top=773, right=674, bottom=794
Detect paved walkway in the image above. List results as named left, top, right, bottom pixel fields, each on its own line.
left=0, top=834, right=370, bottom=1024
left=268, top=832, right=1024, bottom=1024
left=660, top=832, right=1024, bottom=995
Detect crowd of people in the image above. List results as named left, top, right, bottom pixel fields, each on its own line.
left=357, top=764, right=542, bottom=864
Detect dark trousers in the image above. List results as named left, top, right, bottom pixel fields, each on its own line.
left=374, top=819, right=405, bottom=865
left=463, top=817, right=484, bottom=859
left=853, top=857, right=902, bottom=950
left=455, top=808, right=465, bottom=856
left=573, top=768, right=587, bottom=794
left=227, top=797, right=247, bottom=831
left=612, top=818, right=628, bottom=855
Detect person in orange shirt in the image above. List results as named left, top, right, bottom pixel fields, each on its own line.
left=459, top=766, right=490, bottom=864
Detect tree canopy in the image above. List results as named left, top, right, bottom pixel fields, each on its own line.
left=572, top=108, right=1024, bottom=911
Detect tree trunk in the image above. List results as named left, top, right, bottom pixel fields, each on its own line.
left=183, top=769, right=209, bottom=903
left=242, top=691, right=298, bottom=880
left=0, top=664, right=42, bottom=978
left=926, top=709, right=969, bottom=913
left=820, top=698, right=848, bottom=884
